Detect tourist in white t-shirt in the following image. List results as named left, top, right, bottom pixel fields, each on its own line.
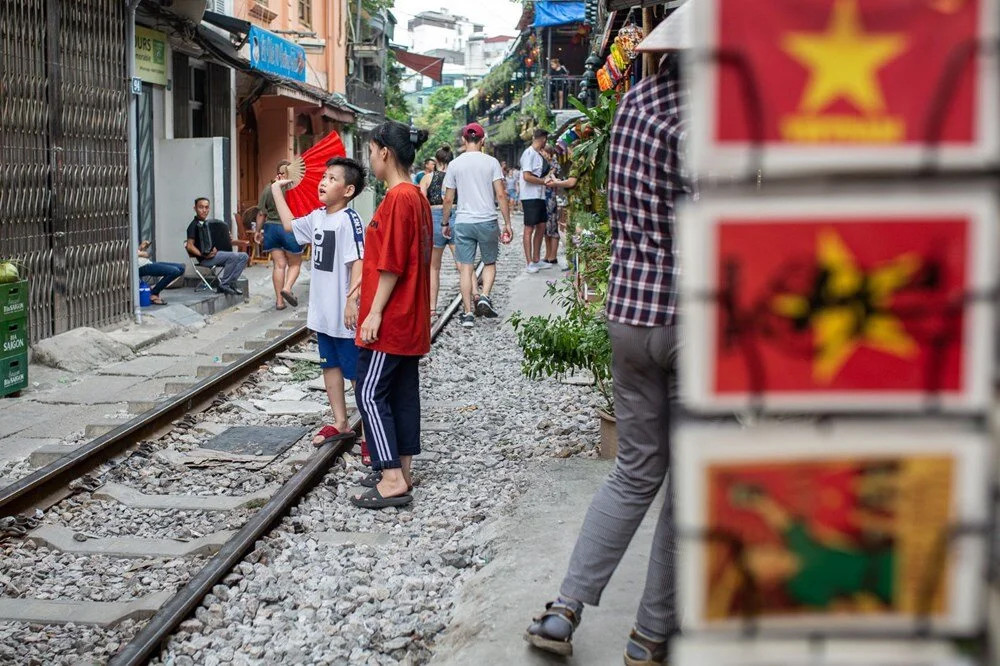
left=519, top=129, right=551, bottom=273
left=441, top=123, right=514, bottom=328
left=271, top=157, right=368, bottom=456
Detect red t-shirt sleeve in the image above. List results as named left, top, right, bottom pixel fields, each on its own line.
left=377, top=190, right=415, bottom=275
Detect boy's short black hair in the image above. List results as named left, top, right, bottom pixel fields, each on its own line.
left=532, top=129, right=550, bottom=140
left=326, top=157, right=366, bottom=201
left=194, top=197, right=209, bottom=206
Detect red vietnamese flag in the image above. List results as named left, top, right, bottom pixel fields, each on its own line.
left=714, top=218, right=969, bottom=394
left=716, top=0, right=979, bottom=146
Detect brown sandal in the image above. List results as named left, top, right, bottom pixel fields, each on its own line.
left=524, top=600, right=582, bottom=656
left=624, top=628, right=668, bottom=666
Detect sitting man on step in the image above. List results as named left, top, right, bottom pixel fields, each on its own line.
left=185, top=197, right=249, bottom=296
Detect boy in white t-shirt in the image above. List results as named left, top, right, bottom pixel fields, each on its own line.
left=271, top=157, right=367, bottom=452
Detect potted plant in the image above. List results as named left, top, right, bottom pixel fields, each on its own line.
left=510, top=280, right=618, bottom=458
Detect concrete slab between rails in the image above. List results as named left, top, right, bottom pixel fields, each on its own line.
left=313, top=531, right=394, bottom=547
left=0, top=590, right=173, bottom=627
left=28, top=525, right=236, bottom=558
left=93, top=482, right=278, bottom=511
left=421, top=421, right=451, bottom=433
left=155, top=447, right=283, bottom=470
left=429, top=458, right=664, bottom=666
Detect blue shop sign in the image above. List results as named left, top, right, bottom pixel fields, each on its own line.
left=248, top=25, right=306, bottom=82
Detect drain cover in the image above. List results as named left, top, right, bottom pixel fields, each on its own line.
left=201, top=426, right=309, bottom=456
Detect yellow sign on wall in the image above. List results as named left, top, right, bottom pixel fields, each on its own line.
left=135, top=26, right=168, bottom=86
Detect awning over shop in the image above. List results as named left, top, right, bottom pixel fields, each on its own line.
left=533, top=1, right=586, bottom=28
left=392, top=48, right=444, bottom=82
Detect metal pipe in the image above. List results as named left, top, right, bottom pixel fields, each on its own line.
left=126, top=0, right=142, bottom=324
left=108, top=430, right=359, bottom=666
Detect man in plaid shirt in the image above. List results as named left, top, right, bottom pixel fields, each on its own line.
left=527, top=54, right=687, bottom=665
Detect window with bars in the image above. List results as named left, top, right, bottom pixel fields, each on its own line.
left=298, top=0, right=312, bottom=27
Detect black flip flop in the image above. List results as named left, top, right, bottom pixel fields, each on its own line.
left=280, top=290, right=298, bottom=307
left=350, top=487, right=412, bottom=509
left=360, top=471, right=414, bottom=491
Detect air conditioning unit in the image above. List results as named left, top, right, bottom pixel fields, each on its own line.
left=158, top=0, right=208, bottom=24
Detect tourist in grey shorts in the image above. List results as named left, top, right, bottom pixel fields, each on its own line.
left=454, top=220, right=500, bottom=266
left=441, top=122, right=513, bottom=329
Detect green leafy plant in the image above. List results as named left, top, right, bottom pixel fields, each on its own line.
left=510, top=280, right=613, bottom=415
left=568, top=90, right=618, bottom=194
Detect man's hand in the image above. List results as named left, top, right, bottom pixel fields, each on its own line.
left=206, top=248, right=218, bottom=259
left=139, top=240, right=151, bottom=251
left=359, top=311, right=382, bottom=344
left=442, top=224, right=452, bottom=240
left=344, top=299, right=359, bottom=330
left=273, top=179, right=294, bottom=190
left=501, top=224, right=513, bottom=245
left=254, top=230, right=263, bottom=245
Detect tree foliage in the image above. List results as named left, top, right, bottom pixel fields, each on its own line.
left=384, top=50, right=410, bottom=123
left=415, top=86, right=466, bottom=164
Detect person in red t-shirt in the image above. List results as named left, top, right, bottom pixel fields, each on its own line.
left=351, top=120, right=433, bottom=510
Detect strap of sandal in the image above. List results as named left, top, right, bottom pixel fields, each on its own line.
left=536, top=601, right=580, bottom=631
left=626, top=628, right=666, bottom=661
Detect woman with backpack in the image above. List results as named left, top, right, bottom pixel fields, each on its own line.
left=421, top=145, right=459, bottom=316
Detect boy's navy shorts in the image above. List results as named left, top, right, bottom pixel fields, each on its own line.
left=317, top=332, right=359, bottom=381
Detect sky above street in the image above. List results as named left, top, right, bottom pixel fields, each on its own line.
left=391, top=0, right=524, bottom=46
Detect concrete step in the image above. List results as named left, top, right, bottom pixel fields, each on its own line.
left=279, top=319, right=301, bottom=329
left=28, top=525, right=235, bottom=558
left=196, top=364, right=229, bottom=378
left=222, top=352, right=244, bottom=363
left=127, top=400, right=160, bottom=413
left=93, top=482, right=277, bottom=511
left=85, top=423, right=128, bottom=438
left=30, top=444, right=81, bottom=468
left=243, top=340, right=267, bottom=351
left=163, top=381, right=194, bottom=394
left=0, top=591, right=173, bottom=627
left=263, top=329, right=283, bottom=339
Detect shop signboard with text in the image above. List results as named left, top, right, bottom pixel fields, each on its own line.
left=135, top=26, right=168, bottom=86
left=248, top=25, right=306, bottom=83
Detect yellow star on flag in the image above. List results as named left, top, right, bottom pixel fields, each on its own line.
left=772, top=229, right=921, bottom=383
left=782, top=0, right=908, bottom=114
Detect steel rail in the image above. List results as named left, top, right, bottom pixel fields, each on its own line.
left=0, top=322, right=311, bottom=517
left=110, top=278, right=474, bottom=666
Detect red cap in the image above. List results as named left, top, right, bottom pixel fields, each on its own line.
left=462, top=122, right=486, bottom=140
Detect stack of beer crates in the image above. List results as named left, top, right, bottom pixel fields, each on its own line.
left=0, top=278, right=28, bottom=397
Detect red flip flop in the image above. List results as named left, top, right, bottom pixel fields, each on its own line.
left=360, top=439, right=371, bottom=466
left=312, top=425, right=353, bottom=448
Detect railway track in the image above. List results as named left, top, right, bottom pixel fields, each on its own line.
left=0, top=266, right=481, bottom=665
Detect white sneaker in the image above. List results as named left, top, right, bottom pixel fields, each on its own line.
left=537, top=261, right=554, bottom=270
left=526, top=263, right=540, bottom=274
left=558, top=257, right=570, bottom=271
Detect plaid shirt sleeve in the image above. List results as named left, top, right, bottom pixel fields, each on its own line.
left=606, top=60, right=688, bottom=327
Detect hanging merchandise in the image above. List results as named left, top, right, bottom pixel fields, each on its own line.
left=596, top=23, right=644, bottom=91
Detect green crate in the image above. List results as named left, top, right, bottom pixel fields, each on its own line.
left=0, top=280, right=28, bottom=323
left=0, top=352, right=27, bottom=397
left=0, top=317, right=28, bottom=357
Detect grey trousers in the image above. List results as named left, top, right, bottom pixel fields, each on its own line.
left=200, top=250, right=248, bottom=287
left=560, top=321, right=676, bottom=640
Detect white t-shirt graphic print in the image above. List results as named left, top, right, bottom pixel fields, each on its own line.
left=291, top=207, right=364, bottom=339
